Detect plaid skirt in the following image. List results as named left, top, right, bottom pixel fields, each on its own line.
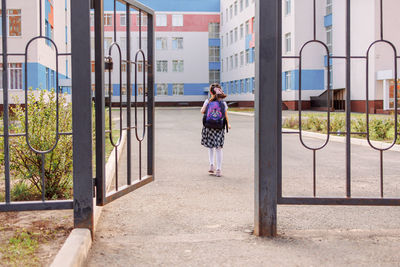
left=201, top=126, right=225, bottom=148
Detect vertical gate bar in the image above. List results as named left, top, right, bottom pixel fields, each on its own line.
left=380, top=151, right=383, bottom=198
left=2, top=1, right=10, bottom=204
left=71, top=0, right=93, bottom=229
left=41, top=154, right=45, bottom=201
left=147, top=13, right=155, bottom=177
left=345, top=0, right=351, bottom=198
left=254, top=0, right=280, bottom=237
left=313, top=0, right=316, bottom=40
left=380, top=0, right=383, bottom=40
left=313, top=150, right=316, bottom=197
left=126, top=5, right=132, bottom=185
left=94, top=0, right=106, bottom=205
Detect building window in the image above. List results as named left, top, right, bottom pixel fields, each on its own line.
left=136, top=84, right=145, bottom=95
left=229, top=5, right=233, bottom=19
left=285, top=71, right=292, bottom=90
left=172, top=37, right=183, bottom=49
left=209, top=46, right=220, bottom=62
left=120, top=14, right=126, bottom=26
left=156, top=14, right=167, bottom=26
left=221, top=36, right=224, bottom=47
left=172, top=60, right=184, bottom=72
left=326, top=25, right=332, bottom=53
left=234, top=54, right=238, bottom=68
left=285, top=33, right=291, bottom=53
left=121, top=62, right=126, bottom=72
left=209, top=23, right=220, bottom=39
left=156, top=37, right=168, bottom=50
left=240, top=0, right=244, bottom=11
left=90, top=14, right=94, bottom=27
left=230, top=30, right=233, bottom=44
left=234, top=27, right=238, bottom=42
left=172, top=14, right=183, bottom=26
left=91, top=61, right=95, bottom=72
left=209, top=70, right=220, bottom=84
left=51, top=70, right=55, bottom=89
left=45, top=68, right=49, bottom=90
left=252, top=77, right=255, bottom=93
left=240, top=24, right=244, bottom=39
left=245, top=20, right=249, bottom=35
left=156, top=60, right=168, bottom=72
left=225, top=8, right=228, bottom=22
left=137, top=61, right=143, bottom=72
left=285, top=0, right=291, bottom=15
left=136, top=13, right=148, bottom=26
left=245, top=0, right=249, bottom=8
left=326, top=0, right=332, bottom=15
left=157, top=83, right=168, bottom=96
left=240, top=51, right=244, bottom=66
left=240, top=80, right=244, bottom=93
left=172, top=83, right=184, bottom=95
left=225, top=33, right=228, bottom=46
left=104, top=14, right=112, bottom=26
left=2, top=9, right=22, bottom=37
left=2, top=63, right=22, bottom=89
left=221, top=59, right=224, bottom=72
left=226, top=57, right=229, bottom=71
left=221, top=13, right=223, bottom=26
left=230, top=56, right=233, bottom=70
left=234, top=1, right=238, bottom=15
left=245, top=49, right=250, bottom=64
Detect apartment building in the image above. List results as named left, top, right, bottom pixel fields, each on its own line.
left=96, top=0, right=220, bottom=104
left=220, top=0, right=255, bottom=105
left=222, top=0, right=400, bottom=112
left=1, top=0, right=70, bottom=99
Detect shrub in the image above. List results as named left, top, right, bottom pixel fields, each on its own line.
left=282, top=116, right=299, bottom=129
left=329, top=114, right=345, bottom=134
left=3, top=89, right=73, bottom=200
left=369, top=118, right=393, bottom=141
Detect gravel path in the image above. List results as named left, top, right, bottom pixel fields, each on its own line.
left=86, top=108, right=400, bottom=266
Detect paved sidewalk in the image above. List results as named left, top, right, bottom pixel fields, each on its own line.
left=86, top=108, right=400, bottom=266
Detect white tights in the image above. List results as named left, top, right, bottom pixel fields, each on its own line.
left=208, top=148, right=223, bottom=170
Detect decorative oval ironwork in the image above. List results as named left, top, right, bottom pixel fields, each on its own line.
left=134, top=48, right=147, bottom=142
left=107, top=42, right=123, bottom=147
left=24, top=36, right=60, bottom=154
left=298, top=40, right=331, bottom=151
left=366, top=40, right=398, bottom=151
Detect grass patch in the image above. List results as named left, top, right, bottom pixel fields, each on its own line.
left=0, top=229, right=40, bottom=266
left=282, top=113, right=399, bottom=143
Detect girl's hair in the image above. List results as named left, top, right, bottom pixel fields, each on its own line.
left=209, top=83, right=227, bottom=100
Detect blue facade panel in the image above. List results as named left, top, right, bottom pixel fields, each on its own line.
left=104, top=0, right=220, bottom=12
left=209, top=62, right=220, bottom=70
left=182, top=83, right=209, bottom=95
left=324, top=55, right=332, bottom=67
left=324, top=14, right=332, bottom=27
left=208, top=39, right=220, bottom=47
left=292, top=69, right=324, bottom=90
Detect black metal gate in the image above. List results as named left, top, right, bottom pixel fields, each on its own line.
left=0, top=0, right=154, bottom=231
left=93, top=0, right=154, bottom=206
left=255, top=0, right=400, bottom=237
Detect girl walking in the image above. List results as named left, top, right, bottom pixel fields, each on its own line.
left=201, top=83, right=231, bottom=177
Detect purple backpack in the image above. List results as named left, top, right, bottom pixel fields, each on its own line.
left=204, top=101, right=226, bottom=130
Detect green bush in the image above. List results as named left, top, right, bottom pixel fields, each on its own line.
left=329, top=115, right=345, bottom=134
left=369, top=118, right=393, bottom=141
left=282, top=116, right=299, bottom=129
left=4, top=89, right=73, bottom=200
left=11, top=181, right=39, bottom=201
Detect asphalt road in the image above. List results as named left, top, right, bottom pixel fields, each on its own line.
left=86, top=108, right=400, bottom=266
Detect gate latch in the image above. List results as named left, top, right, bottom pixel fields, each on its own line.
left=105, top=56, right=113, bottom=71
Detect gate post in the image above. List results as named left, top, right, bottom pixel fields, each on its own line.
left=71, top=0, right=94, bottom=230
left=254, top=0, right=281, bottom=237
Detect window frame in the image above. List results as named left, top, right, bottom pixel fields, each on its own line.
left=172, top=14, right=183, bottom=27
left=156, top=14, right=167, bottom=27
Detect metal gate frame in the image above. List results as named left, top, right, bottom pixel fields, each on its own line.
left=93, top=0, right=155, bottom=206
left=255, top=0, right=400, bottom=237
left=0, top=0, right=94, bottom=230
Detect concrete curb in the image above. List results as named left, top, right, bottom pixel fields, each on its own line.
left=50, top=131, right=127, bottom=267
left=228, top=111, right=400, bottom=152
left=50, top=229, right=92, bottom=267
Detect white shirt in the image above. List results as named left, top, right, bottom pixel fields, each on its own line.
left=201, top=99, right=228, bottom=113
